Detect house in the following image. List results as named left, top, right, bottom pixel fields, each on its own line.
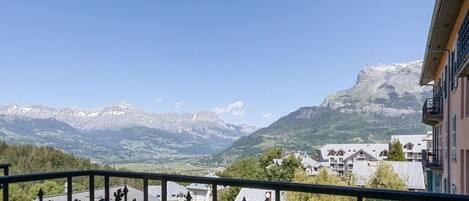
left=149, top=181, right=188, bottom=201
left=318, top=144, right=389, bottom=176
left=186, top=173, right=222, bottom=201
left=352, top=161, right=426, bottom=191
left=391, top=134, right=428, bottom=162
left=35, top=185, right=160, bottom=201
left=234, top=188, right=286, bottom=201
left=419, top=0, right=469, bottom=194
left=269, top=151, right=327, bottom=176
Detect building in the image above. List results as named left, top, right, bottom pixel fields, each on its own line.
left=36, top=185, right=160, bottom=201
left=352, top=161, right=426, bottom=191
left=269, top=151, right=328, bottom=176
left=318, top=144, right=389, bottom=176
left=419, top=0, right=469, bottom=194
left=186, top=173, right=220, bottom=201
left=234, top=188, right=286, bottom=201
left=148, top=181, right=188, bottom=201
left=391, top=134, right=429, bottom=162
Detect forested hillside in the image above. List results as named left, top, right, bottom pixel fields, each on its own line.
left=0, top=141, right=140, bottom=201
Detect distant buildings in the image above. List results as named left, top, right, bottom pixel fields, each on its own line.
left=36, top=185, right=160, bottom=201
left=149, top=181, right=188, bottom=201
left=352, top=161, right=426, bottom=191
left=419, top=0, right=469, bottom=194
left=391, top=134, right=429, bottom=162
left=186, top=173, right=221, bottom=201
left=317, top=144, right=389, bottom=176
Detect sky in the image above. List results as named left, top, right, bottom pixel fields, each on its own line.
left=0, top=1, right=434, bottom=127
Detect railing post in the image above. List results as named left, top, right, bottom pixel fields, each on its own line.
left=357, top=195, right=363, bottom=201
left=89, top=175, right=95, bottom=201
left=37, top=188, right=44, bottom=201
left=161, top=179, right=167, bottom=201
left=2, top=165, right=9, bottom=201
left=212, top=184, right=217, bottom=201
left=2, top=183, right=8, bottom=201
left=143, top=178, right=148, bottom=201
left=104, top=176, right=110, bottom=201
left=275, top=189, right=280, bottom=201
left=67, top=176, right=72, bottom=201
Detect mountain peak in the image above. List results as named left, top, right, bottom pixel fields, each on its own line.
left=321, top=60, right=430, bottom=116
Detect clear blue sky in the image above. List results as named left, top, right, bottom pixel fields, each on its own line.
left=0, top=1, right=434, bottom=127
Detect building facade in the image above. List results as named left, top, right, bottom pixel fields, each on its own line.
left=318, top=144, right=388, bottom=176
left=391, top=134, right=429, bottom=162
left=420, top=0, right=469, bottom=194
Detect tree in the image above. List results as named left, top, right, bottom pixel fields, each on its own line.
left=259, top=147, right=283, bottom=168
left=266, top=154, right=301, bottom=181
left=218, top=158, right=266, bottom=201
left=287, top=169, right=354, bottom=201
left=367, top=163, right=406, bottom=191
left=387, top=140, right=405, bottom=161
left=28, top=181, right=64, bottom=199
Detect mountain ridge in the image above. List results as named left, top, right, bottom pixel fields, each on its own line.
left=209, top=60, right=431, bottom=164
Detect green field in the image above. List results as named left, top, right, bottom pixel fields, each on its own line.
left=115, top=162, right=224, bottom=176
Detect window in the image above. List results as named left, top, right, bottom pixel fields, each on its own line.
left=466, top=78, right=469, bottom=118
left=443, top=67, right=448, bottom=99
left=451, top=115, right=457, bottom=160
left=462, top=77, right=465, bottom=119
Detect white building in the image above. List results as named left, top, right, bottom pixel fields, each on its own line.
left=352, top=161, right=426, bottom=191
left=234, top=188, right=286, bottom=201
left=390, top=134, right=429, bottom=162
left=270, top=151, right=327, bottom=176
left=318, top=144, right=389, bottom=176
left=149, top=181, right=188, bottom=201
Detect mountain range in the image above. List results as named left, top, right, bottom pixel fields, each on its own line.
left=209, top=60, right=431, bottom=164
left=0, top=103, right=257, bottom=164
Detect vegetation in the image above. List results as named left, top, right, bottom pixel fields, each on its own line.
left=0, top=141, right=140, bottom=201
left=387, top=140, right=405, bottom=161
left=367, top=163, right=406, bottom=190
left=287, top=169, right=354, bottom=201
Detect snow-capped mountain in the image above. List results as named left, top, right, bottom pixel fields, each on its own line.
left=0, top=103, right=258, bottom=163
left=321, top=60, right=431, bottom=116
left=0, top=102, right=257, bottom=140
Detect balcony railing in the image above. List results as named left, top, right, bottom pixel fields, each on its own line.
left=422, top=149, right=443, bottom=169
left=456, top=11, right=469, bottom=77
left=1, top=166, right=469, bottom=201
left=422, top=97, right=443, bottom=125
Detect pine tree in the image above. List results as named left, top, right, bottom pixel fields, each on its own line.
left=387, top=140, right=405, bottom=161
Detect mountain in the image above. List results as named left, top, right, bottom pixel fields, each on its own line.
left=209, top=60, right=431, bottom=164
left=0, top=103, right=257, bottom=164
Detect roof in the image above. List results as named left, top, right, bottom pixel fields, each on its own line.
left=420, top=0, right=465, bottom=84
left=35, top=185, right=160, bottom=201
left=149, top=181, right=188, bottom=198
left=318, top=144, right=388, bottom=160
left=391, top=135, right=427, bottom=152
left=234, top=188, right=286, bottom=201
left=352, top=161, right=425, bottom=190
left=186, top=173, right=219, bottom=191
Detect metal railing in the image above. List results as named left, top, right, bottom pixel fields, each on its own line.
left=456, top=10, right=469, bottom=76
left=422, top=97, right=443, bottom=125
left=422, top=149, right=443, bottom=169
left=0, top=168, right=469, bottom=201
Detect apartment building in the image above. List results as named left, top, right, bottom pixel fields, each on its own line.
left=420, top=0, right=469, bottom=194
left=317, top=144, right=388, bottom=176
left=391, top=134, right=429, bottom=162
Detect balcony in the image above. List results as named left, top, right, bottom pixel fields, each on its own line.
left=422, top=149, right=443, bottom=169
left=1, top=165, right=469, bottom=201
left=456, top=11, right=469, bottom=77
left=422, top=98, right=443, bottom=125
